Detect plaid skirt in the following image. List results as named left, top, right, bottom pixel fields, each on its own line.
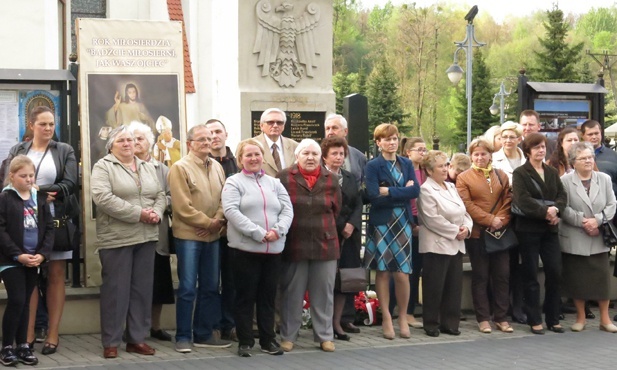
left=364, top=207, right=412, bottom=273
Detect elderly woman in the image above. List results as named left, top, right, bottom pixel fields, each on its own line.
left=559, top=142, right=617, bottom=333
left=456, top=139, right=513, bottom=333
left=547, top=127, right=581, bottom=176
left=365, top=124, right=420, bottom=339
left=418, top=150, right=472, bottom=337
left=276, top=139, right=341, bottom=353
left=222, top=139, right=293, bottom=357
left=91, top=125, right=165, bottom=358
left=127, top=121, right=174, bottom=341
left=0, top=106, right=78, bottom=355
left=512, top=133, right=567, bottom=334
left=320, top=137, right=363, bottom=341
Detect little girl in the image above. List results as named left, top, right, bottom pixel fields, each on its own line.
left=0, top=155, right=54, bottom=366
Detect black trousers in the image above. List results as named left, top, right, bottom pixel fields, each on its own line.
left=517, top=229, right=562, bottom=327
left=230, top=248, right=281, bottom=347
left=421, top=252, right=463, bottom=331
left=219, top=238, right=236, bottom=332
left=1, top=266, right=38, bottom=347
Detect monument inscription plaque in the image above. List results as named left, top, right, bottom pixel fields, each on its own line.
left=252, top=110, right=325, bottom=142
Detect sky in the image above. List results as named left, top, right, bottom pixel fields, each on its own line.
left=359, top=0, right=617, bottom=23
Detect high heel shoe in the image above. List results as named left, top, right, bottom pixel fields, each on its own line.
left=42, top=340, right=59, bottom=355
left=382, top=319, right=395, bottom=340
left=333, top=331, right=351, bottom=341
left=398, top=317, right=410, bottom=338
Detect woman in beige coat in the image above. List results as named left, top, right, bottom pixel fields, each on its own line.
left=418, top=151, right=472, bottom=338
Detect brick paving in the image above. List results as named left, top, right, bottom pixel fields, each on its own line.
left=33, top=306, right=617, bottom=369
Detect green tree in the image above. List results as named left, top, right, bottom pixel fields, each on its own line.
left=454, top=49, right=494, bottom=145
left=366, top=58, right=407, bottom=135
left=333, top=70, right=353, bottom=113
left=532, top=4, right=585, bottom=82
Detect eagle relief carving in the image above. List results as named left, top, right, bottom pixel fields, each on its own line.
left=253, top=1, right=320, bottom=88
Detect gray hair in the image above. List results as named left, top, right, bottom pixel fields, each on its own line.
left=294, top=138, right=321, bottom=158
left=187, top=124, right=209, bottom=141
left=568, top=142, right=595, bottom=167
left=105, top=125, right=134, bottom=153
left=260, top=108, right=286, bottom=123
left=324, top=114, right=348, bottom=129
left=127, top=121, right=155, bottom=151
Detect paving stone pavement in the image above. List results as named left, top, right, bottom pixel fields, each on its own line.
left=33, top=307, right=617, bottom=369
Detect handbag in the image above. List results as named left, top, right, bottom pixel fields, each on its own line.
left=335, top=241, right=367, bottom=293
left=482, top=169, right=518, bottom=253
left=52, top=183, right=79, bottom=252
left=601, top=211, right=617, bottom=247
left=511, top=176, right=554, bottom=217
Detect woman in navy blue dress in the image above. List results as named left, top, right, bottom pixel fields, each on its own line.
left=364, top=124, right=420, bottom=340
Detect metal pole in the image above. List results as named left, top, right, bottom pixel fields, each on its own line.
left=499, top=82, right=505, bottom=124
left=466, top=24, right=473, bottom=149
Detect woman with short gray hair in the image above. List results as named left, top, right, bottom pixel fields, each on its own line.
left=91, top=125, right=166, bottom=358
left=560, top=142, right=617, bottom=333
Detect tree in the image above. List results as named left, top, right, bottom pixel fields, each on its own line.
left=454, top=49, right=494, bottom=145
left=532, top=4, right=585, bottom=82
left=366, top=58, right=407, bottom=135
left=333, top=70, right=353, bottom=113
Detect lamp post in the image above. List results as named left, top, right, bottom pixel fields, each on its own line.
left=446, top=5, right=486, bottom=150
left=489, top=81, right=510, bottom=124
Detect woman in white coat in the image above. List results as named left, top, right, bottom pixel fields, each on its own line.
left=418, top=150, right=472, bottom=338
left=559, top=142, right=617, bottom=333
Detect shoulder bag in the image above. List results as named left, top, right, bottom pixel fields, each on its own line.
left=511, top=176, right=554, bottom=217
left=335, top=240, right=368, bottom=293
left=601, top=210, right=617, bottom=247
left=483, top=169, right=518, bottom=253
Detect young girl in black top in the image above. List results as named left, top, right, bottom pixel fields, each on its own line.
left=0, top=155, right=54, bottom=366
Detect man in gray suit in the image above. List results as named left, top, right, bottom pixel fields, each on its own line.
left=324, top=113, right=367, bottom=334
left=324, top=114, right=366, bottom=187
left=254, top=108, right=298, bottom=177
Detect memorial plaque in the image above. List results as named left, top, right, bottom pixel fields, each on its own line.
left=252, top=111, right=326, bottom=142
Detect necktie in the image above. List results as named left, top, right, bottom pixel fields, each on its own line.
left=272, top=143, right=282, bottom=172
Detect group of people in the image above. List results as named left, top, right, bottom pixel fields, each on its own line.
left=2, top=106, right=617, bottom=365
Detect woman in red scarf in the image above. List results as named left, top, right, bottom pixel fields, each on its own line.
left=276, top=139, right=342, bottom=353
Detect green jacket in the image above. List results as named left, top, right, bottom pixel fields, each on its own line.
left=91, top=153, right=165, bottom=250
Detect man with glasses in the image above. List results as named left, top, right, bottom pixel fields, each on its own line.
left=168, top=124, right=231, bottom=353
left=254, top=108, right=299, bottom=176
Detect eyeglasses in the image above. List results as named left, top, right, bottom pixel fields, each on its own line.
left=501, top=136, right=519, bottom=141
left=265, top=120, right=285, bottom=126
left=575, top=155, right=594, bottom=162
left=409, top=148, right=428, bottom=153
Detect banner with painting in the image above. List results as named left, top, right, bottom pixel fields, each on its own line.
left=77, top=18, right=186, bottom=286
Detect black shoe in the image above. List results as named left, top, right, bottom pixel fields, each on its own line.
left=439, top=328, right=461, bottom=336
left=237, top=345, right=252, bottom=357
left=41, top=341, right=58, bottom=355
left=530, top=326, right=545, bottom=335
left=260, top=341, right=283, bottom=355
left=341, top=322, right=361, bottom=334
left=334, top=331, right=351, bottom=341
left=424, top=328, right=440, bottom=337
left=16, top=345, right=38, bottom=365
left=0, top=346, right=18, bottom=366
left=150, top=329, right=172, bottom=341
left=548, top=325, right=565, bottom=333
left=558, top=313, right=565, bottom=320
left=585, top=306, right=596, bottom=319
left=34, top=328, right=47, bottom=343
left=512, top=313, right=527, bottom=325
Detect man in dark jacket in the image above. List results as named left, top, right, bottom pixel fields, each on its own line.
left=206, top=119, right=238, bottom=342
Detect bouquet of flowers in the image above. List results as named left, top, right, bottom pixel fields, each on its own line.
left=354, top=290, right=381, bottom=326
left=301, top=291, right=312, bottom=329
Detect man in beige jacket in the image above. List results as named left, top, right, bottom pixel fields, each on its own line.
left=168, top=124, right=229, bottom=353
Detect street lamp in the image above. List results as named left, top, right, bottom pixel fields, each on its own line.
left=446, top=5, right=486, bottom=149
left=489, top=81, right=510, bottom=124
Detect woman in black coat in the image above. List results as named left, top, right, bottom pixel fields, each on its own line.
left=512, top=133, right=567, bottom=335
left=321, top=137, right=363, bottom=341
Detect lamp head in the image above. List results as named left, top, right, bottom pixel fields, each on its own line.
left=446, top=63, right=464, bottom=85
left=489, top=103, right=499, bottom=116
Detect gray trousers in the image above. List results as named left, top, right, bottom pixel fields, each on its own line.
left=280, top=259, right=336, bottom=343
left=99, top=241, right=155, bottom=347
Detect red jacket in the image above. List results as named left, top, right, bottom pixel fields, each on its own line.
left=277, top=165, right=341, bottom=262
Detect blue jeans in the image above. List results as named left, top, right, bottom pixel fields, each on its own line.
left=175, top=238, right=221, bottom=342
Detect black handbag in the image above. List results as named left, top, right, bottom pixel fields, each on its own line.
left=601, top=211, right=617, bottom=247
left=52, top=183, right=79, bottom=252
left=482, top=169, right=518, bottom=253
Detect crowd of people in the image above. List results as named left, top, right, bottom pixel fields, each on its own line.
left=1, top=107, right=617, bottom=365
